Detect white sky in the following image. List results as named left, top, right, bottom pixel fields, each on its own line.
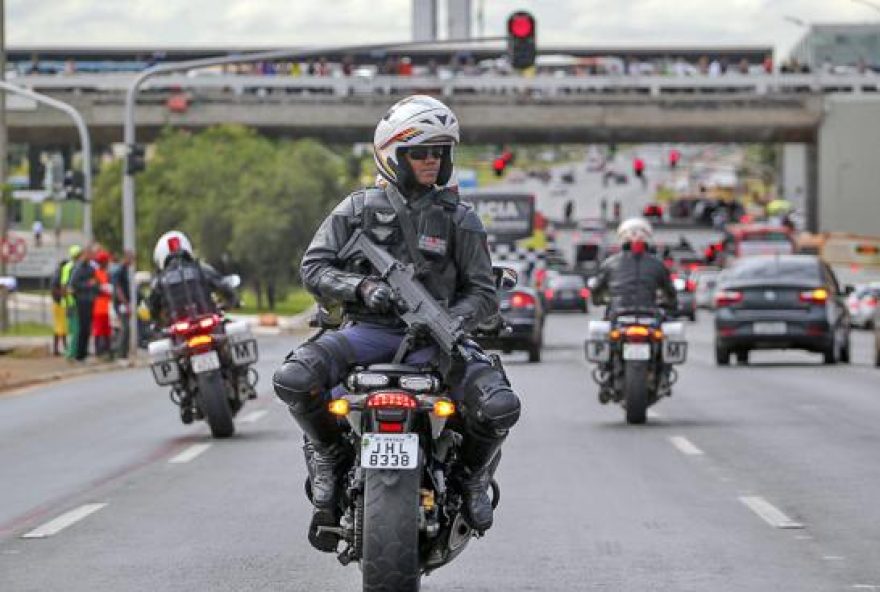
left=7, top=0, right=876, bottom=56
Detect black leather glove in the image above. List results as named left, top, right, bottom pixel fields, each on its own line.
left=358, top=279, right=393, bottom=313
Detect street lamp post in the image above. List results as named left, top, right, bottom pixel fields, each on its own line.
left=0, top=82, right=93, bottom=238
left=122, top=36, right=504, bottom=359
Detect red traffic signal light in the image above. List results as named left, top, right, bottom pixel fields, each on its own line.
left=507, top=11, right=536, bottom=70
left=493, top=157, right=507, bottom=177
left=508, top=14, right=534, bottom=38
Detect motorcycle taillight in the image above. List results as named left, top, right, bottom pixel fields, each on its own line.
left=367, top=391, right=417, bottom=409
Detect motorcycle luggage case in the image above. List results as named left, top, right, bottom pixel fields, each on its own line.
left=660, top=321, right=688, bottom=364
left=585, top=320, right=611, bottom=363
left=148, top=338, right=181, bottom=385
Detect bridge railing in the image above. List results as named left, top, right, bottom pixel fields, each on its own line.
left=8, top=72, right=880, bottom=100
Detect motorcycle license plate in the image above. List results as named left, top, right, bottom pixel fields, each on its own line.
left=753, top=322, right=786, bottom=335
left=191, top=351, right=220, bottom=374
left=360, top=433, right=418, bottom=470
left=622, top=343, right=651, bottom=361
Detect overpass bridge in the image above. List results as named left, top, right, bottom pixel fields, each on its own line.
left=4, top=72, right=857, bottom=145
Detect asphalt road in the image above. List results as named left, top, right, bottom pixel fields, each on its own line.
left=2, top=309, right=880, bottom=591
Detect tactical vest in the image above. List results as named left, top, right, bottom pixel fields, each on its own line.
left=158, top=257, right=215, bottom=321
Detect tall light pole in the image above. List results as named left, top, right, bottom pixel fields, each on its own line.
left=0, top=0, right=8, bottom=332
left=0, top=82, right=93, bottom=238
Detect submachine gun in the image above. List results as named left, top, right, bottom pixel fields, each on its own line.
left=338, top=229, right=470, bottom=366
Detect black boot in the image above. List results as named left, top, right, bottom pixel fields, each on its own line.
left=459, top=430, right=506, bottom=533
left=291, top=405, right=346, bottom=510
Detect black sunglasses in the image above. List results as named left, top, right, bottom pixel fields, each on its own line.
left=406, top=146, right=446, bottom=161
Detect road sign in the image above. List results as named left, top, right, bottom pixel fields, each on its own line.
left=0, top=237, right=27, bottom=264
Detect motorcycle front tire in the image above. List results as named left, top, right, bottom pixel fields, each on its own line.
left=623, top=360, right=649, bottom=425
left=196, top=369, right=235, bottom=438
left=361, top=467, right=421, bottom=592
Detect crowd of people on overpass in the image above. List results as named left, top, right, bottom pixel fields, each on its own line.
left=16, top=51, right=876, bottom=79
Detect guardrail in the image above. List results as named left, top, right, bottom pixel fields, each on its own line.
left=7, top=72, right=880, bottom=99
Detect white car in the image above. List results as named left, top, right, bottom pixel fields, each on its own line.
left=846, top=283, right=880, bottom=328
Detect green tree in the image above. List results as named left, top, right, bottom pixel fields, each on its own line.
left=92, top=125, right=346, bottom=310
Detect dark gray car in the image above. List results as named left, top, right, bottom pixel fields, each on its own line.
left=714, top=255, right=851, bottom=365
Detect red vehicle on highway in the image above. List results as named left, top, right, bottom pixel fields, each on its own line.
left=711, top=224, right=795, bottom=267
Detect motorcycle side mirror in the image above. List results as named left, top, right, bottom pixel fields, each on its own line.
left=844, top=285, right=855, bottom=296
left=493, top=266, right=518, bottom=291
left=222, top=274, right=241, bottom=289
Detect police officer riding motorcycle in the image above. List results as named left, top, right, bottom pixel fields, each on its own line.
left=586, top=218, right=687, bottom=423
left=272, top=96, right=521, bottom=557
left=145, top=231, right=259, bottom=437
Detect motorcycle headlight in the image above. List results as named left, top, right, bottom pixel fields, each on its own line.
left=399, top=375, right=438, bottom=393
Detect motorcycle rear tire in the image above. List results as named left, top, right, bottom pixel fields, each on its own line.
left=624, top=361, right=649, bottom=425
left=362, top=468, right=421, bottom=592
left=197, top=369, right=235, bottom=438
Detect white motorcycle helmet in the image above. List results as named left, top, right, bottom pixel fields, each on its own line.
left=373, top=95, right=460, bottom=189
left=617, top=217, right=654, bottom=245
left=153, top=230, right=193, bottom=270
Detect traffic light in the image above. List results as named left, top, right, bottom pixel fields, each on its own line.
left=493, top=157, right=507, bottom=177
left=63, top=170, right=86, bottom=201
left=507, top=11, right=536, bottom=70
left=126, top=143, right=146, bottom=175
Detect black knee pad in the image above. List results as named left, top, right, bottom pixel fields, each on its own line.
left=461, top=366, right=521, bottom=434
left=272, top=333, right=356, bottom=413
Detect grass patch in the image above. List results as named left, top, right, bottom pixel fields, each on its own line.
left=237, top=287, right=315, bottom=316
left=0, top=322, right=53, bottom=337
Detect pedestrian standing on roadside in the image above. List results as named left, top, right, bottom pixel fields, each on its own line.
left=70, top=249, right=99, bottom=361
left=49, top=257, right=69, bottom=356
left=60, top=245, right=82, bottom=360
left=91, top=250, right=113, bottom=359
left=32, top=219, right=43, bottom=247
left=111, top=250, right=134, bottom=359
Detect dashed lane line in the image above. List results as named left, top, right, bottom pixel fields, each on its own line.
left=238, top=409, right=269, bottom=424
left=669, top=435, right=704, bottom=456
left=21, top=503, right=107, bottom=539
left=739, top=496, right=804, bottom=529
left=168, top=443, right=212, bottom=464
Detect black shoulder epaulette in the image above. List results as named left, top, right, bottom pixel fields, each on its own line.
left=436, top=188, right=460, bottom=212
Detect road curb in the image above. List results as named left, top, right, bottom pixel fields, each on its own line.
left=0, top=358, right=149, bottom=397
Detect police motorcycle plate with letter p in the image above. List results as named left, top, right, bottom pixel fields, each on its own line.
left=360, top=433, right=419, bottom=470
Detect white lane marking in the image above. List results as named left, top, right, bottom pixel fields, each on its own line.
left=739, top=496, right=804, bottom=529
left=238, top=409, right=268, bottom=424
left=168, top=443, right=212, bottom=464
left=853, top=586, right=879, bottom=590
left=21, top=503, right=107, bottom=539
left=824, top=555, right=845, bottom=561
left=669, top=436, right=704, bottom=456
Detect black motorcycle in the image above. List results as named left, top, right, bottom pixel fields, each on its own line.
left=147, top=276, right=259, bottom=438
left=303, top=231, right=517, bottom=591
left=586, top=308, right=687, bottom=424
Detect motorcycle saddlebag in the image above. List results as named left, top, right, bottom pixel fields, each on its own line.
left=148, top=338, right=181, bottom=385
left=660, top=321, right=688, bottom=364
left=585, top=320, right=612, bottom=363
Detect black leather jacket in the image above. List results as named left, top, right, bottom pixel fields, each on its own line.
left=146, top=256, right=237, bottom=326
left=301, top=184, right=498, bottom=331
left=591, top=249, right=678, bottom=314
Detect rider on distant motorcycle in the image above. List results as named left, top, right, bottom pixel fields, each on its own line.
left=591, top=218, right=679, bottom=403
left=272, top=95, right=521, bottom=547
left=146, top=230, right=238, bottom=330
left=591, top=217, right=677, bottom=315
